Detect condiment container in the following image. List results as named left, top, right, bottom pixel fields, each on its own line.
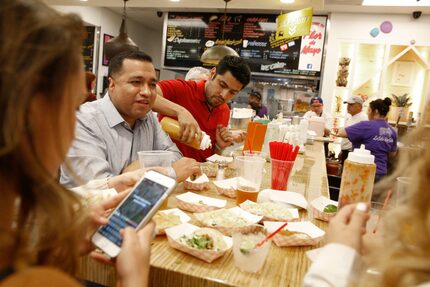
left=338, top=144, right=376, bottom=208
left=160, top=117, right=211, bottom=150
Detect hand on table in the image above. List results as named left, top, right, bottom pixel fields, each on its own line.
left=171, top=157, right=202, bottom=182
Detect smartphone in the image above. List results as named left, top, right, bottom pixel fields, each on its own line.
left=91, top=170, right=176, bottom=258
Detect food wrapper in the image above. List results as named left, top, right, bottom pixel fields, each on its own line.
left=239, top=200, right=299, bottom=222
left=176, top=192, right=226, bottom=213
left=264, top=221, right=325, bottom=247
left=310, top=196, right=338, bottom=222
left=200, top=162, right=219, bottom=178
left=258, top=189, right=308, bottom=209
left=213, top=177, right=237, bottom=198
left=165, top=223, right=232, bottom=263
left=194, top=207, right=262, bottom=236
left=184, top=174, right=210, bottom=191
left=154, top=208, right=191, bottom=235
left=206, top=154, right=233, bottom=164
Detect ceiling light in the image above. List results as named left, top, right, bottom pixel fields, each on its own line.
left=104, top=0, right=139, bottom=61
left=200, top=0, right=239, bottom=65
left=362, top=0, right=430, bottom=6
left=280, top=0, right=295, bottom=3
left=169, top=0, right=181, bottom=2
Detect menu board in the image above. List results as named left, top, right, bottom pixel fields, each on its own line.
left=162, top=12, right=327, bottom=77
left=83, top=26, right=95, bottom=72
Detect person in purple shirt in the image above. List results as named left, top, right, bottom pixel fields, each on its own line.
left=336, top=97, right=397, bottom=184
left=248, top=90, right=268, bottom=118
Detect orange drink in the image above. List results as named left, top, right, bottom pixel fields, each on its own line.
left=236, top=186, right=258, bottom=205
left=235, top=156, right=265, bottom=205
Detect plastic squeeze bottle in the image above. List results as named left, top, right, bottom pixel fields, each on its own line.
left=338, top=144, right=376, bottom=208
left=160, top=117, right=212, bottom=150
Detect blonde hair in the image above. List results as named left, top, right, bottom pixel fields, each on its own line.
left=0, top=0, right=87, bottom=274
left=359, top=111, right=430, bottom=286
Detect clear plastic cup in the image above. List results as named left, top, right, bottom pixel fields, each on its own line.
left=242, top=150, right=267, bottom=160
left=271, top=159, right=294, bottom=191
left=232, top=225, right=271, bottom=273
left=137, top=150, right=175, bottom=169
left=235, top=156, right=266, bottom=205
left=366, top=201, right=392, bottom=234
left=396, top=177, right=411, bottom=205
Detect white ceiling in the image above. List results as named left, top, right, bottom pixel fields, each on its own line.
left=46, top=0, right=430, bottom=31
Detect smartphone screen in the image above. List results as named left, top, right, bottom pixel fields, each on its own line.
left=98, top=178, right=168, bottom=246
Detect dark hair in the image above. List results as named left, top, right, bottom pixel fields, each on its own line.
left=108, top=50, right=153, bottom=77
left=369, top=97, right=392, bottom=116
left=249, top=90, right=262, bottom=100
left=85, top=71, right=96, bottom=92
left=216, top=55, right=251, bottom=88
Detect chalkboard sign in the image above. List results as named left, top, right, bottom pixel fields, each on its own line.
left=162, top=12, right=327, bottom=77
left=83, top=26, right=95, bottom=72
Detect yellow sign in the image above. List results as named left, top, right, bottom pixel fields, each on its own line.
left=276, top=7, right=313, bottom=41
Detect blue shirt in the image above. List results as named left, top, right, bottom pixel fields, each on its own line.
left=60, top=95, right=182, bottom=188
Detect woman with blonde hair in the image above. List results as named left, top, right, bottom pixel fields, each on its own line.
left=304, top=117, right=430, bottom=286
left=0, top=1, right=153, bottom=286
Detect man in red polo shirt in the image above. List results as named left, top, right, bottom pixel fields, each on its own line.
left=155, top=56, right=251, bottom=162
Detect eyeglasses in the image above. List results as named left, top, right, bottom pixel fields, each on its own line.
left=311, top=104, right=323, bottom=108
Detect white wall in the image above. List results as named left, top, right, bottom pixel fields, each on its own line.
left=321, top=12, right=430, bottom=114
left=52, top=5, right=174, bottom=96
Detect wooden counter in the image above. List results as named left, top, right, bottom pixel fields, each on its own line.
left=78, top=142, right=329, bottom=287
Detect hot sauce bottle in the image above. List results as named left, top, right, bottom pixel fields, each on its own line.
left=338, top=145, right=376, bottom=208
left=160, top=117, right=212, bottom=150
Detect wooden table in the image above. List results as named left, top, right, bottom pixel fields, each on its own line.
left=78, top=142, right=329, bottom=287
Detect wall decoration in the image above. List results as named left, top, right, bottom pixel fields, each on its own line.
left=336, top=57, right=351, bottom=87
left=380, top=21, right=393, bottom=33
left=102, top=34, right=114, bottom=66
left=391, top=61, right=415, bottom=87
left=370, top=27, right=379, bottom=38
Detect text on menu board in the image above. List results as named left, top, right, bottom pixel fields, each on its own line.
left=162, top=12, right=327, bottom=77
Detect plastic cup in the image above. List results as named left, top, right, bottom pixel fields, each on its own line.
left=235, top=156, right=266, bottom=205
left=396, top=177, right=411, bottom=205
left=242, top=150, right=267, bottom=160
left=366, top=201, right=391, bottom=234
left=137, top=150, right=175, bottom=169
left=232, top=225, right=271, bottom=273
left=271, top=159, right=294, bottom=190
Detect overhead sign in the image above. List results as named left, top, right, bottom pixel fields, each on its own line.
left=162, top=12, right=327, bottom=77
left=275, top=7, right=313, bottom=41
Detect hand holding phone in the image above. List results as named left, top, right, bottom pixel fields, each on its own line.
left=91, top=170, right=176, bottom=258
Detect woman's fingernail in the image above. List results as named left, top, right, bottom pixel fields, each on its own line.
left=356, top=202, right=367, bottom=212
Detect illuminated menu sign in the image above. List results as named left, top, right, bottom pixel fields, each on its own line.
left=162, top=12, right=327, bottom=77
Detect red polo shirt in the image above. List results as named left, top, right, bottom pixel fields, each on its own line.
left=157, top=79, right=230, bottom=162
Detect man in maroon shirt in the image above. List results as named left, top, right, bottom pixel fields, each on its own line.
left=155, top=56, right=251, bottom=162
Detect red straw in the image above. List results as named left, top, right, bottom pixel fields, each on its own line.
left=247, top=138, right=253, bottom=154
left=291, top=145, right=300, bottom=161
left=269, top=142, right=276, bottom=159
left=255, top=222, right=288, bottom=248
left=372, top=190, right=392, bottom=234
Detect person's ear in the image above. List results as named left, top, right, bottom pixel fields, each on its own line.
left=108, top=76, right=115, bottom=90
left=210, top=67, right=216, bottom=80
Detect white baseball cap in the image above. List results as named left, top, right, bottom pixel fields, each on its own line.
left=344, top=95, right=364, bottom=105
